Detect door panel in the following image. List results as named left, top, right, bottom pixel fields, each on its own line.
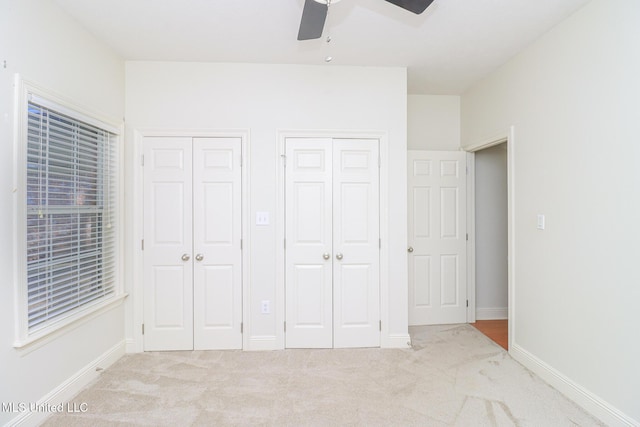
left=152, top=266, right=188, bottom=327
left=193, top=138, right=242, bottom=350
left=203, top=183, right=234, bottom=243
left=333, top=139, right=380, bottom=348
left=441, top=255, right=459, bottom=306
left=293, top=264, right=329, bottom=325
left=294, top=183, right=328, bottom=243
left=441, top=187, right=460, bottom=238
left=413, top=186, right=431, bottom=238
left=408, top=150, right=467, bottom=325
left=152, top=183, right=186, bottom=243
left=413, top=255, right=431, bottom=306
left=143, top=137, right=194, bottom=351
left=202, top=265, right=235, bottom=326
left=336, top=264, right=371, bottom=324
left=285, top=138, right=333, bottom=348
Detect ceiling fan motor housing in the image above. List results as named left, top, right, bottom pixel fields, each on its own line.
left=299, top=0, right=435, bottom=40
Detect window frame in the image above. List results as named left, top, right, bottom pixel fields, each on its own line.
left=13, top=76, right=125, bottom=348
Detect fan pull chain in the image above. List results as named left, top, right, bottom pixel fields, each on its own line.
left=325, top=0, right=333, bottom=62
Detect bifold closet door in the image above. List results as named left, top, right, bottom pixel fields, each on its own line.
left=143, top=136, right=242, bottom=351
left=285, top=138, right=380, bottom=349
left=143, top=137, right=194, bottom=351
left=285, top=138, right=334, bottom=348
left=192, top=137, right=242, bottom=350
left=332, top=139, right=380, bottom=348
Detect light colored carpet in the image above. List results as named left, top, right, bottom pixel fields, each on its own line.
left=42, top=324, right=603, bottom=426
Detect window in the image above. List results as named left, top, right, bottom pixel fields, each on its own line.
left=18, top=91, right=119, bottom=340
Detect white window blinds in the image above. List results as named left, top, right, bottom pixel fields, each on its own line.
left=25, top=100, right=118, bottom=332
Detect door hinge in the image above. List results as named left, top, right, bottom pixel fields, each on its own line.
left=240, top=156, right=243, bottom=168
left=240, top=322, right=243, bottom=333
left=284, top=239, right=286, bottom=250
left=141, top=239, right=144, bottom=250
left=378, top=156, right=381, bottom=168
left=466, top=165, right=468, bottom=175
left=379, top=238, right=381, bottom=249
left=240, top=239, right=243, bottom=250
left=281, top=154, right=287, bottom=167
left=142, top=324, right=145, bottom=335
left=466, top=300, right=469, bottom=308
left=379, top=320, right=382, bottom=331
left=284, top=321, right=287, bottom=332
left=466, top=233, right=468, bottom=241
left=141, top=154, right=144, bottom=166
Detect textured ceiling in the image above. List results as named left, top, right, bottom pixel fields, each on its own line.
left=52, top=0, right=591, bottom=94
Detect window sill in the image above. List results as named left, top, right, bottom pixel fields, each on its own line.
left=13, top=293, right=128, bottom=355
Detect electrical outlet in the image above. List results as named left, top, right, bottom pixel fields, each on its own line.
left=256, top=211, right=270, bottom=225
left=261, top=300, right=270, bottom=314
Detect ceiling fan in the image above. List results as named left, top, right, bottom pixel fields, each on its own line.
left=298, top=0, right=435, bottom=40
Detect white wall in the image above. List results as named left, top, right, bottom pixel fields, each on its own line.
left=474, top=143, right=508, bottom=319
left=462, top=0, right=640, bottom=424
left=124, top=62, right=409, bottom=350
left=0, top=1, right=125, bottom=425
left=408, top=95, right=460, bottom=150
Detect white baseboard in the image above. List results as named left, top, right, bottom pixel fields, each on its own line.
left=510, top=343, right=637, bottom=427
left=383, top=334, right=412, bottom=349
left=127, top=333, right=410, bottom=352
left=125, top=338, right=141, bottom=353
left=476, top=307, right=508, bottom=320
left=246, top=335, right=279, bottom=351
left=9, top=340, right=125, bottom=427
left=245, top=334, right=411, bottom=350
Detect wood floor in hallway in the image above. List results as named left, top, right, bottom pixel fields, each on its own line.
left=472, top=319, right=508, bottom=350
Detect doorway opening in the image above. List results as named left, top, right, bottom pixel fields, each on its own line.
left=473, top=143, right=508, bottom=349
left=467, top=129, right=514, bottom=352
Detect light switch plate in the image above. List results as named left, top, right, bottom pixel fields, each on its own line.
left=256, top=211, right=270, bottom=226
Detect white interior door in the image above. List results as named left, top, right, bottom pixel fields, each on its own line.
left=285, top=138, right=333, bottom=348
left=408, top=150, right=467, bottom=325
left=193, top=138, right=242, bottom=350
left=143, top=136, right=242, bottom=351
left=143, top=137, right=194, bottom=351
left=333, top=139, right=380, bottom=348
left=285, top=137, right=380, bottom=349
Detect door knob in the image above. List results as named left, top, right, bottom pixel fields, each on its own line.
left=181, top=254, right=190, bottom=261
left=336, top=253, right=343, bottom=260
left=408, top=247, right=414, bottom=253
left=323, top=253, right=330, bottom=260
left=195, top=254, right=204, bottom=262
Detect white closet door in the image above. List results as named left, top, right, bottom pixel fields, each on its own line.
left=143, top=137, right=194, bottom=351
left=285, top=138, right=333, bottom=348
left=408, top=150, right=467, bottom=325
left=333, top=139, right=380, bottom=348
left=193, top=138, right=242, bottom=350
left=285, top=137, right=380, bottom=349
